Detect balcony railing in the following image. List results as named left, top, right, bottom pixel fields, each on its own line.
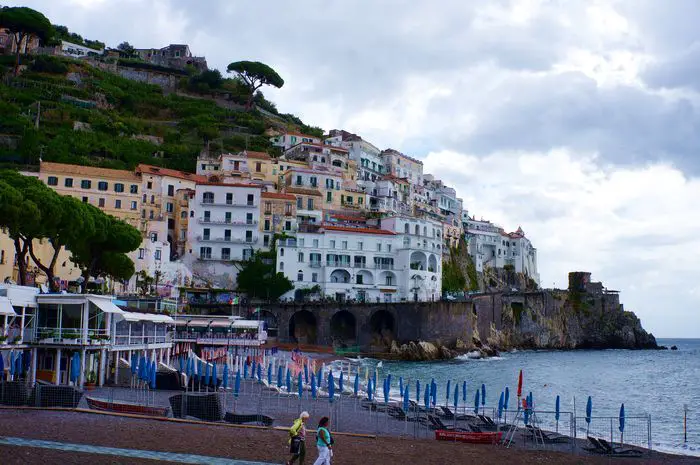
left=114, top=334, right=172, bottom=346
left=200, top=200, right=258, bottom=207
left=374, top=264, right=394, bottom=270
left=197, top=236, right=258, bottom=243
left=309, top=261, right=322, bottom=268
left=31, top=327, right=111, bottom=345
left=199, top=218, right=258, bottom=225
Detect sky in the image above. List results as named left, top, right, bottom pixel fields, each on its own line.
left=11, top=0, right=700, bottom=338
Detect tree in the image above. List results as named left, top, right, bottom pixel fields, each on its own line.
left=117, top=41, right=135, bottom=57
left=226, top=61, right=284, bottom=110
left=69, top=205, right=141, bottom=292
left=0, top=6, right=54, bottom=75
left=188, top=69, right=223, bottom=92
left=136, top=270, right=154, bottom=296
left=236, top=251, right=293, bottom=301
left=0, top=171, right=43, bottom=285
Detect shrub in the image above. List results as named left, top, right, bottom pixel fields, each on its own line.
left=30, top=55, right=69, bottom=74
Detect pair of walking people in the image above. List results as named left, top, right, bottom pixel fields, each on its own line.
left=287, top=411, right=333, bottom=465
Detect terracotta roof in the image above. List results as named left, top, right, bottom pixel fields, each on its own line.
left=262, top=192, right=296, bottom=200
left=198, top=182, right=262, bottom=188
left=136, top=164, right=206, bottom=183
left=285, top=187, right=323, bottom=197
left=244, top=150, right=271, bottom=160
left=321, top=225, right=395, bottom=236
left=285, top=132, right=321, bottom=139
left=40, top=162, right=140, bottom=181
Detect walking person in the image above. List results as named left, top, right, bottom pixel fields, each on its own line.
left=286, top=411, right=309, bottom=465
left=313, top=417, right=333, bottom=465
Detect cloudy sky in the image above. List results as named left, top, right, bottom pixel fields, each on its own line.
left=14, top=0, right=700, bottom=337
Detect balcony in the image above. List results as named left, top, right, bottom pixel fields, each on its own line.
left=309, top=261, right=322, bottom=268
left=31, top=327, right=111, bottom=345
left=199, top=200, right=258, bottom=207
left=113, top=334, right=172, bottom=346
left=373, top=264, right=394, bottom=270
left=198, top=218, right=258, bottom=225
left=197, top=236, right=258, bottom=244
left=327, top=261, right=351, bottom=268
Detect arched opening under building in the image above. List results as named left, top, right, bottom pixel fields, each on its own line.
left=330, top=269, right=351, bottom=283
left=289, top=310, right=317, bottom=344
left=369, top=310, right=395, bottom=347
left=330, top=310, right=357, bottom=347
left=428, top=254, right=438, bottom=273
left=410, top=251, right=427, bottom=271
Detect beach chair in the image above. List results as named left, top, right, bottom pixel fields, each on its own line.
left=583, top=436, right=611, bottom=454
left=427, top=414, right=470, bottom=432
left=439, top=406, right=455, bottom=419
left=524, top=425, right=570, bottom=443
left=597, top=438, right=644, bottom=457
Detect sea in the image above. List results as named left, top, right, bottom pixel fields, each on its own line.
left=346, top=338, right=700, bottom=456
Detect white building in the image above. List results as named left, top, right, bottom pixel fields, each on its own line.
left=277, top=218, right=442, bottom=303
left=60, top=40, right=103, bottom=58
left=271, top=132, right=321, bottom=151
left=186, top=181, right=263, bottom=288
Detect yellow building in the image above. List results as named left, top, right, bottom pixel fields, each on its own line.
left=39, top=162, right=142, bottom=228
left=0, top=229, right=15, bottom=282
left=260, top=191, right=297, bottom=248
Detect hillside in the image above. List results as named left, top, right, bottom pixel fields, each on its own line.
left=0, top=55, right=319, bottom=172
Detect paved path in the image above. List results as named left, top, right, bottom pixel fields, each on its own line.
left=0, top=436, right=277, bottom=465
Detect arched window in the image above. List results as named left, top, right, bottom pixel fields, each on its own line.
left=280, top=248, right=284, bottom=256
left=415, top=225, right=420, bottom=236
left=404, top=223, right=409, bottom=234
left=423, top=226, right=427, bottom=236
left=297, top=271, right=304, bottom=281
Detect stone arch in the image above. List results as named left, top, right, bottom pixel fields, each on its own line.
left=330, top=269, right=351, bottom=283
left=289, top=310, right=317, bottom=344
left=378, top=270, right=397, bottom=286
left=428, top=254, right=438, bottom=273
left=369, top=310, right=395, bottom=345
left=355, top=269, right=374, bottom=285
left=410, top=251, right=427, bottom=270
left=330, top=310, right=357, bottom=346
left=252, top=309, right=279, bottom=337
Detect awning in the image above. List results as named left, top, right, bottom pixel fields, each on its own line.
left=184, top=318, right=212, bottom=327
left=88, top=297, right=125, bottom=315
left=0, top=297, right=17, bottom=316
left=209, top=319, right=235, bottom=328
left=120, top=312, right=143, bottom=322
left=232, top=320, right=261, bottom=329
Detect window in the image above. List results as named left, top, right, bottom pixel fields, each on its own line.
left=180, top=211, right=186, bottom=218
left=326, top=191, right=332, bottom=202
left=280, top=248, right=284, bottom=257
left=312, top=273, right=318, bottom=283
left=285, top=202, right=292, bottom=215
left=341, top=241, right=347, bottom=250
left=190, top=210, right=194, bottom=217
left=245, top=230, right=253, bottom=242
left=141, top=209, right=146, bottom=218
left=130, top=184, right=138, bottom=194
left=255, top=162, right=262, bottom=172
left=143, top=193, right=147, bottom=203
left=226, top=193, right=233, bottom=205
left=377, top=242, right=382, bottom=252
left=296, top=175, right=302, bottom=186
left=385, top=275, right=394, bottom=286
left=297, top=197, right=303, bottom=209
left=423, top=226, right=427, bottom=236
left=358, top=241, right=363, bottom=250
left=224, top=230, right=231, bottom=241
left=115, top=199, right=122, bottom=209
left=98, top=198, right=105, bottom=208
left=149, top=210, right=154, bottom=219
left=150, top=195, right=155, bottom=204
left=279, top=262, right=284, bottom=271
left=166, top=202, right=174, bottom=213
left=298, top=252, right=304, bottom=262
left=150, top=232, right=158, bottom=242
left=64, top=178, right=73, bottom=188
left=201, top=164, right=206, bottom=171
left=310, top=176, right=317, bottom=187
left=138, top=248, right=145, bottom=259
left=224, top=212, right=231, bottom=223
left=155, top=249, right=161, bottom=261
left=221, top=248, right=231, bottom=260
left=147, top=181, right=153, bottom=189
left=47, top=176, right=58, bottom=186
left=313, top=239, right=319, bottom=248
left=357, top=274, right=363, bottom=284
left=264, top=201, right=272, bottom=214
left=404, top=223, right=409, bottom=234
left=203, top=229, right=210, bottom=240
left=167, top=185, right=174, bottom=196
left=243, top=249, right=253, bottom=260
left=246, top=213, right=253, bottom=224
left=200, top=247, right=212, bottom=259
left=329, top=240, right=335, bottom=248
left=415, top=225, right=420, bottom=235
left=387, top=244, right=392, bottom=252
left=247, top=194, right=254, bottom=206
left=263, top=235, right=270, bottom=246
left=307, top=198, right=314, bottom=210
left=203, top=192, right=214, bottom=204
left=98, top=181, right=108, bottom=191
left=114, top=183, right=124, bottom=193
left=168, top=218, right=175, bottom=229
left=299, top=238, right=305, bottom=247
left=285, top=220, right=291, bottom=231
left=131, top=201, right=137, bottom=210
left=81, top=180, right=91, bottom=189
left=204, top=211, right=211, bottom=222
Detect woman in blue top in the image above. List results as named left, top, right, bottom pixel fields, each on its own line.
left=313, top=416, right=333, bottom=465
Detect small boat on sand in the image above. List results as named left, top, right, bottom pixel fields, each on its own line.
left=85, top=396, right=170, bottom=417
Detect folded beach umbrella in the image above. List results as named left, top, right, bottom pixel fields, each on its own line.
left=339, top=371, right=344, bottom=394
left=354, top=373, right=359, bottom=397
left=212, top=362, right=218, bottom=387
left=298, top=372, right=303, bottom=398
left=304, top=363, right=309, bottom=385
left=251, top=359, right=256, bottom=379
left=474, top=390, right=480, bottom=414
left=150, top=361, right=157, bottom=389
left=481, top=383, right=486, bottom=407
left=328, top=371, right=335, bottom=403
left=318, top=367, right=323, bottom=389
left=257, top=362, right=262, bottom=382
left=368, top=378, right=373, bottom=402
left=138, top=356, right=146, bottom=381
left=399, top=377, right=403, bottom=396
left=403, top=385, right=410, bottom=412
left=462, top=381, right=467, bottom=403
left=8, top=351, right=14, bottom=377
left=267, top=363, right=272, bottom=386
left=198, top=359, right=203, bottom=380
left=131, top=353, right=138, bottom=376
left=286, top=368, right=292, bottom=392
left=498, top=392, right=504, bottom=419
left=423, top=384, right=430, bottom=410
left=431, top=379, right=437, bottom=406
left=446, top=380, right=451, bottom=404
left=585, top=396, right=592, bottom=425
left=234, top=370, right=241, bottom=397
left=70, top=352, right=80, bottom=383
left=555, top=395, right=560, bottom=421
left=504, top=387, right=510, bottom=410
left=517, top=369, right=523, bottom=398
left=178, top=356, right=184, bottom=373
left=204, top=363, right=210, bottom=387
left=311, top=372, right=317, bottom=399
left=383, top=377, right=389, bottom=404
left=619, top=403, right=625, bottom=443
left=222, top=363, right=229, bottom=389
left=243, top=361, right=248, bottom=379
left=416, top=380, right=421, bottom=403
left=277, top=365, right=283, bottom=388
left=0, top=352, right=4, bottom=381
left=453, top=384, right=459, bottom=410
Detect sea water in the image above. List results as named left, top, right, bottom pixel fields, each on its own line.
left=347, top=338, right=700, bottom=456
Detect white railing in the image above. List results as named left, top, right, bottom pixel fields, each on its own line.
left=31, top=327, right=111, bottom=345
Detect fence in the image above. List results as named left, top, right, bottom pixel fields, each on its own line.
left=0, top=376, right=654, bottom=457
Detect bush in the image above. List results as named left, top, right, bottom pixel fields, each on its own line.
left=30, top=56, right=69, bottom=74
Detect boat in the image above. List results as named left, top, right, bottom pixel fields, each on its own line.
left=85, top=396, right=170, bottom=417
left=434, top=430, right=503, bottom=444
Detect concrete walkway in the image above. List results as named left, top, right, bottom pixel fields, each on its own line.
left=0, top=436, right=277, bottom=465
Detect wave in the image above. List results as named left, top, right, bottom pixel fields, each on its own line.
left=456, top=351, right=505, bottom=361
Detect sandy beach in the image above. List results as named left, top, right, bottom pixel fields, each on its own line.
left=0, top=409, right=698, bottom=464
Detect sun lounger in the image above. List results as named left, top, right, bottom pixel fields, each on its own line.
left=224, top=412, right=274, bottom=426
left=583, top=436, right=608, bottom=454
left=427, top=414, right=470, bottom=432
left=598, top=438, right=644, bottom=457
left=525, top=425, right=570, bottom=443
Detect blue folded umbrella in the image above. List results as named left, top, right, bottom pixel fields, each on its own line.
left=453, top=384, right=459, bottom=410
left=9, top=352, right=14, bottom=377
left=298, top=372, right=303, bottom=398
left=474, top=390, right=480, bottom=414
left=328, top=371, right=335, bottom=403
left=555, top=395, right=560, bottom=421
left=416, top=380, right=421, bottom=403
left=446, top=380, right=451, bottom=404
left=339, top=371, right=344, bottom=394
left=462, top=381, right=467, bottom=403
left=277, top=365, right=283, bottom=388
left=367, top=378, right=373, bottom=402
left=383, top=377, right=389, bottom=404
left=423, top=384, right=430, bottom=410
left=204, top=363, right=210, bottom=387
left=353, top=373, right=359, bottom=397
left=267, top=363, right=272, bottom=385
left=150, top=361, right=157, bottom=389
left=481, top=383, right=486, bottom=407
left=311, top=372, right=317, bottom=399
left=585, top=396, right=592, bottom=424
left=243, top=361, right=248, bottom=379
left=286, top=368, right=292, bottom=392
left=504, top=387, right=510, bottom=410
left=212, top=362, right=218, bottom=387
left=403, top=385, right=410, bottom=412
left=131, top=353, right=138, bottom=375
left=399, top=377, right=403, bottom=396
left=223, top=363, right=229, bottom=389
left=234, top=370, right=241, bottom=397
left=257, top=362, right=262, bottom=382
left=304, top=363, right=309, bottom=385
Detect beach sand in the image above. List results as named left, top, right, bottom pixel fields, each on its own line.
left=0, top=409, right=697, bottom=464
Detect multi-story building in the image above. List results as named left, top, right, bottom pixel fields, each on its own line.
left=281, top=167, right=344, bottom=211
left=0, top=230, right=14, bottom=283
left=260, top=191, right=297, bottom=248
left=271, top=132, right=321, bottom=152
left=380, top=149, right=423, bottom=186
left=186, top=181, right=263, bottom=289
left=285, top=187, right=323, bottom=225
left=375, top=176, right=411, bottom=215
left=133, top=43, right=207, bottom=71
